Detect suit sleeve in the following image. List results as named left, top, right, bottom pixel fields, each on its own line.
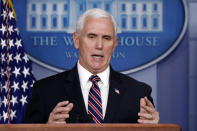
left=23, top=82, right=47, bottom=123
left=143, top=83, right=154, bottom=106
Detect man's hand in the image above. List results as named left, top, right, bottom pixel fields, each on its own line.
left=138, top=97, right=159, bottom=124
left=47, top=101, right=74, bottom=124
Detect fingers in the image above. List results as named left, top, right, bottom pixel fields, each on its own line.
left=144, top=97, right=154, bottom=108
left=140, top=98, right=146, bottom=107
left=138, top=110, right=159, bottom=124
left=53, top=101, right=73, bottom=114
left=141, top=103, right=154, bottom=113
left=47, top=101, right=74, bottom=124
left=140, top=97, right=155, bottom=113
left=140, top=98, right=146, bottom=113
left=52, top=113, right=70, bottom=121
left=138, top=97, right=160, bottom=124
left=138, top=119, right=159, bottom=124
left=138, top=112, right=153, bottom=120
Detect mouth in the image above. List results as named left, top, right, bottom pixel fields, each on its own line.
left=92, top=54, right=104, bottom=60
left=91, top=54, right=104, bottom=58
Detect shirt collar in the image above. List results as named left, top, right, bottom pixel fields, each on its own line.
left=77, top=61, right=110, bottom=87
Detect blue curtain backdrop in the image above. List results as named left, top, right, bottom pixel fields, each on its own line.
left=157, top=32, right=189, bottom=131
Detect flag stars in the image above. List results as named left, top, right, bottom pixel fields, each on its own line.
left=10, top=95, right=18, bottom=106
left=2, top=0, right=7, bottom=5
left=9, top=39, right=14, bottom=48
left=23, top=55, right=29, bottom=63
left=1, top=1, right=36, bottom=123
left=14, top=53, right=22, bottom=63
left=2, top=83, right=7, bottom=92
left=8, top=25, right=14, bottom=35
left=13, top=67, right=21, bottom=77
left=20, top=95, right=27, bottom=106
left=1, top=10, right=7, bottom=20
left=2, top=111, right=8, bottom=122
left=14, top=28, right=20, bottom=35
left=10, top=110, right=16, bottom=120
left=8, top=11, right=14, bottom=20
left=0, top=24, right=6, bottom=35
left=15, top=39, right=22, bottom=49
left=9, top=54, right=13, bottom=61
left=30, top=82, right=34, bottom=88
left=1, top=39, right=6, bottom=49
left=11, top=81, right=19, bottom=92
left=22, top=81, right=28, bottom=92
left=2, top=96, right=8, bottom=108
left=23, top=67, right=30, bottom=78
left=1, top=69, right=5, bottom=77
left=1, top=53, right=5, bottom=64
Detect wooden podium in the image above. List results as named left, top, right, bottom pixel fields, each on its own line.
left=0, top=124, right=181, bottom=131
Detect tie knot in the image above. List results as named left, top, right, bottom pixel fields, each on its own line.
left=89, top=75, right=101, bottom=83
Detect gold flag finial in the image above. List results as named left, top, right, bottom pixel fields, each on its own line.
left=8, top=0, right=17, bottom=20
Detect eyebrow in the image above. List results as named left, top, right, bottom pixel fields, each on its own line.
left=87, top=33, right=97, bottom=36
left=87, top=33, right=113, bottom=38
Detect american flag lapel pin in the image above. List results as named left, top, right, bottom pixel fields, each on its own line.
left=114, top=88, right=120, bottom=95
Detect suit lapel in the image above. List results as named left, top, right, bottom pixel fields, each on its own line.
left=63, top=65, right=88, bottom=122
left=104, top=68, right=124, bottom=123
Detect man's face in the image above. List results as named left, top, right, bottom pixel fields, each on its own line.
left=73, top=17, right=118, bottom=74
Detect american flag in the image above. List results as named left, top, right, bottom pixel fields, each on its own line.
left=0, top=0, right=35, bottom=123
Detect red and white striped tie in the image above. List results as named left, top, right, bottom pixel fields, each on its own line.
left=88, top=75, right=103, bottom=123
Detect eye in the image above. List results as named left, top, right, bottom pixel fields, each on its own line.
left=88, top=34, right=96, bottom=38
left=103, top=36, right=112, bottom=40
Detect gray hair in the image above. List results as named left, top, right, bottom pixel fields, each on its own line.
left=76, top=8, right=117, bottom=36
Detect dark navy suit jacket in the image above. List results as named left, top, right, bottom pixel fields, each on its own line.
left=23, top=65, right=153, bottom=123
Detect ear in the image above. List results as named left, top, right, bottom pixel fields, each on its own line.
left=112, top=37, right=119, bottom=52
left=73, top=32, right=79, bottom=49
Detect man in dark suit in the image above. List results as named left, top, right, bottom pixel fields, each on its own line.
left=23, top=8, right=159, bottom=124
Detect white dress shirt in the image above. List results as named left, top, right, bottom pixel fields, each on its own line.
left=77, top=61, right=110, bottom=118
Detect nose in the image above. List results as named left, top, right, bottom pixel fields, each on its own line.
left=96, top=37, right=103, bottom=49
